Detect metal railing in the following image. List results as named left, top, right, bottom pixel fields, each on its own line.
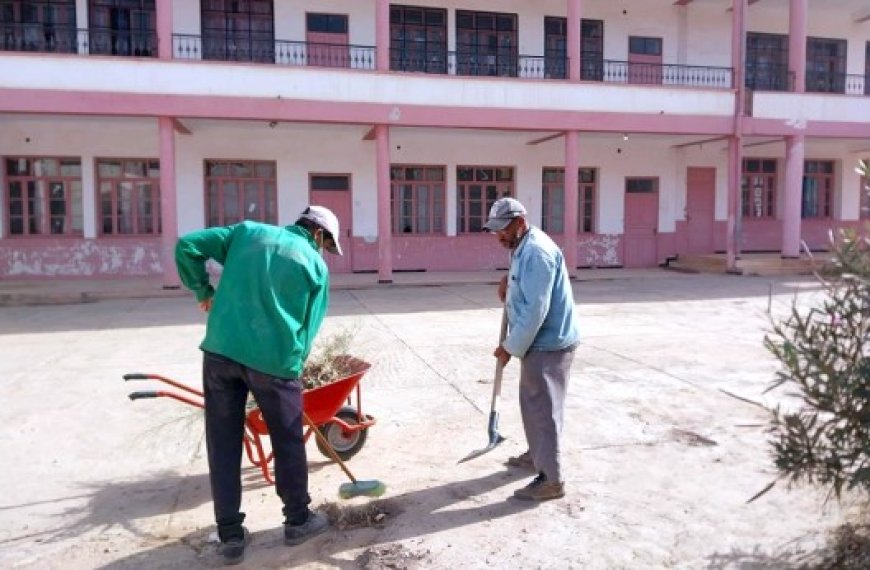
left=0, top=23, right=157, bottom=57
left=806, top=72, right=867, bottom=96
left=600, top=60, right=734, bottom=88
left=274, top=40, right=375, bottom=70
left=0, top=22, right=77, bottom=53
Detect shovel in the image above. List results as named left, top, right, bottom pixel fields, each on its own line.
left=458, top=308, right=508, bottom=463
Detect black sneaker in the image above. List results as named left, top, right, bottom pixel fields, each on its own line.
left=284, top=510, right=329, bottom=546
left=218, top=526, right=249, bottom=566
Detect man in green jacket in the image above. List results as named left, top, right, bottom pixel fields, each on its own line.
left=175, top=205, right=341, bottom=565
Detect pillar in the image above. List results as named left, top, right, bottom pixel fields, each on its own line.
left=158, top=117, right=180, bottom=287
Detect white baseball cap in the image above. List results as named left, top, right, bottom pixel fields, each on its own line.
left=299, top=205, right=343, bottom=255
left=483, top=197, right=527, bottom=231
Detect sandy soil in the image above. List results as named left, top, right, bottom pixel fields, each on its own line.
left=0, top=273, right=854, bottom=569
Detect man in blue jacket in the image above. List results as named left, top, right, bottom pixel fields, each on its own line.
left=484, top=197, right=580, bottom=501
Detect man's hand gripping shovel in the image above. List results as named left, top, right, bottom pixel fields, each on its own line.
left=458, top=308, right=508, bottom=463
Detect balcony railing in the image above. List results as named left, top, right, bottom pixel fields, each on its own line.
left=0, top=23, right=157, bottom=57
left=600, top=60, right=734, bottom=88
left=274, top=40, right=376, bottom=69
left=806, top=72, right=867, bottom=96
left=1, top=22, right=77, bottom=53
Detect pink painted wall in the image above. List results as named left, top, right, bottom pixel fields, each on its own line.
left=0, top=238, right=163, bottom=278
left=349, top=233, right=625, bottom=272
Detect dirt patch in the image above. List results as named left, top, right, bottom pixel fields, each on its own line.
left=669, top=428, right=718, bottom=447
left=322, top=498, right=402, bottom=530
left=355, top=543, right=430, bottom=570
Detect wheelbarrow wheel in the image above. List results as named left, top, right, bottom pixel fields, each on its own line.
left=316, top=406, right=368, bottom=461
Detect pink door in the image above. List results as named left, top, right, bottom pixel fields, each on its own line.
left=628, top=36, right=662, bottom=84
left=685, top=167, right=716, bottom=254
left=306, top=33, right=348, bottom=67
left=310, top=175, right=352, bottom=273
left=624, top=178, right=659, bottom=267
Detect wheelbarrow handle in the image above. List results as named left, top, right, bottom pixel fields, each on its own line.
left=128, top=390, right=205, bottom=408
left=128, top=391, right=160, bottom=400
left=123, top=373, right=203, bottom=397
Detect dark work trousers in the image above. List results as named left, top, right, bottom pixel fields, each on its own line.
left=202, top=351, right=311, bottom=540
left=519, top=343, right=578, bottom=484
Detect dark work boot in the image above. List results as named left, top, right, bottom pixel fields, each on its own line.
left=218, top=526, right=249, bottom=566
left=284, top=510, right=329, bottom=546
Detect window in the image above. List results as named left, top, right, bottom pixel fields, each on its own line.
left=204, top=160, right=277, bottom=227
left=806, top=37, right=847, bottom=94
left=1, top=0, right=77, bottom=53
left=543, top=17, right=603, bottom=80
left=628, top=36, right=661, bottom=57
left=390, top=165, right=445, bottom=234
left=5, top=157, right=82, bottom=236
left=541, top=168, right=596, bottom=233
left=865, top=42, right=870, bottom=96
left=88, top=0, right=156, bottom=56
left=746, top=32, right=789, bottom=91
left=625, top=178, right=658, bottom=193
left=742, top=159, right=778, bottom=218
left=455, top=10, right=517, bottom=77
left=390, top=5, right=447, bottom=73
left=456, top=166, right=513, bottom=233
left=97, top=158, right=160, bottom=235
left=200, top=0, right=274, bottom=63
left=801, top=160, right=834, bottom=219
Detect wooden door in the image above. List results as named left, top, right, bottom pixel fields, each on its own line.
left=628, top=36, right=662, bottom=84
left=624, top=178, right=659, bottom=267
left=685, top=167, right=715, bottom=254
left=310, top=174, right=352, bottom=273
left=306, top=13, right=348, bottom=68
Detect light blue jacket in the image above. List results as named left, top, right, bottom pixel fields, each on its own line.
left=503, top=226, right=580, bottom=358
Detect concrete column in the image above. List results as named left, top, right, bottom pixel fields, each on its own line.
left=789, top=0, right=807, bottom=93
left=566, top=0, right=582, bottom=81
left=375, top=0, right=390, bottom=71
left=726, top=0, right=747, bottom=272
left=782, top=134, right=805, bottom=258
left=376, top=124, right=392, bottom=283
left=81, top=156, right=96, bottom=239
left=563, top=131, right=579, bottom=276
left=158, top=117, right=180, bottom=287
left=726, top=136, right=743, bottom=270
left=156, top=0, right=173, bottom=60
left=731, top=0, right=746, bottom=89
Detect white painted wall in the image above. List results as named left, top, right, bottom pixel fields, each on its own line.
left=175, top=122, right=376, bottom=236
left=0, top=118, right=159, bottom=238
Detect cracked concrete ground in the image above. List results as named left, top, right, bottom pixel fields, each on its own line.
left=0, top=272, right=849, bottom=569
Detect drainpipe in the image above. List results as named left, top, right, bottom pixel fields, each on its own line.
left=156, top=0, right=172, bottom=60
left=158, top=117, right=180, bottom=288
left=567, top=0, right=581, bottom=81
left=564, top=131, right=579, bottom=277
left=375, top=0, right=390, bottom=72
left=726, top=0, right=747, bottom=273
left=376, top=125, right=393, bottom=283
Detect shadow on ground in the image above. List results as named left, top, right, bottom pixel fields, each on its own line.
left=97, top=468, right=533, bottom=569
left=0, top=471, right=213, bottom=548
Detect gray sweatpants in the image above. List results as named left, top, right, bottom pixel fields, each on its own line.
left=519, top=344, right=578, bottom=483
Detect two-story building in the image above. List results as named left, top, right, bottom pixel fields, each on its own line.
left=1, top=0, right=868, bottom=284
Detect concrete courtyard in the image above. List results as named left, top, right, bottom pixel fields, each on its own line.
left=0, top=271, right=849, bottom=569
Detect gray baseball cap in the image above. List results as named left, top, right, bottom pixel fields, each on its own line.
left=482, top=197, right=527, bottom=231
left=299, top=205, right=343, bottom=255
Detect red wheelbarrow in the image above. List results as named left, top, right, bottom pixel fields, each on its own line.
left=124, top=355, right=375, bottom=485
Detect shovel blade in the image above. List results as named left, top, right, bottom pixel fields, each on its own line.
left=457, top=434, right=506, bottom=464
